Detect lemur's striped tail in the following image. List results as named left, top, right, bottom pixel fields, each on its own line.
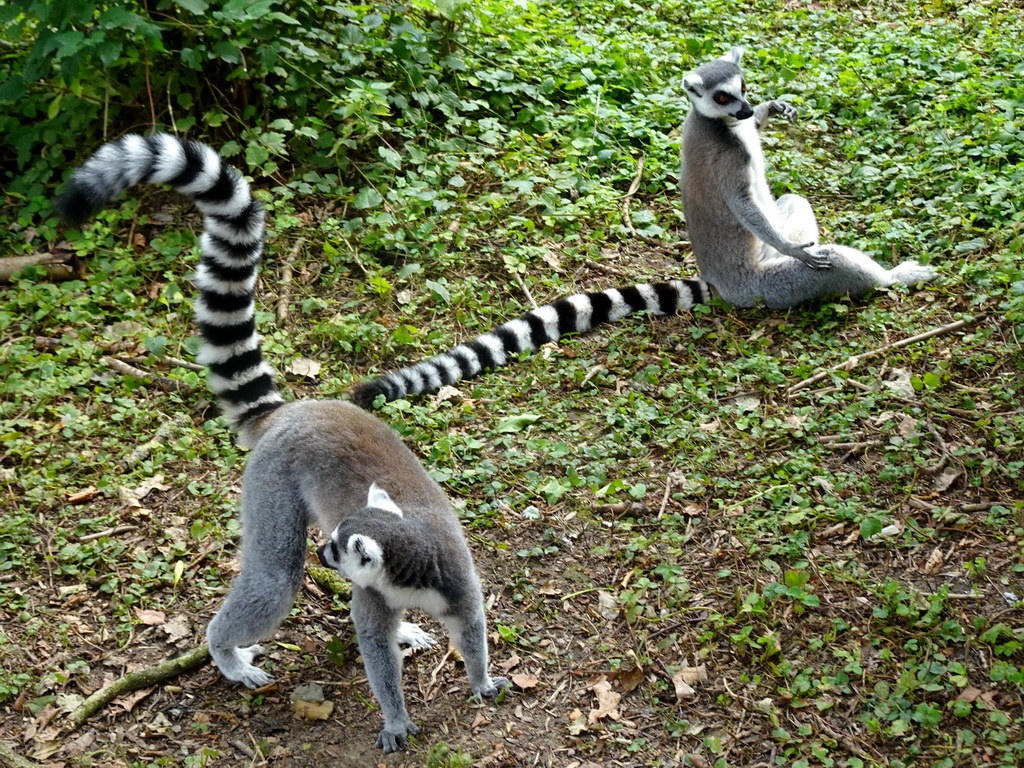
left=351, top=278, right=709, bottom=408
left=55, top=134, right=285, bottom=441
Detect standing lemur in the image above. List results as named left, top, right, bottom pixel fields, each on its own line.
left=54, top=134, right=508, bottom=753
left=351, top=48, right=936, bottom=408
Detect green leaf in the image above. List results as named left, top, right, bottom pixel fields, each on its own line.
left=860, top=517, right=883, bottom=540
left=496, top=414, right=542, bottom=433
left=425, top=279, right=451, bottom=304
left=174, top=0, right=209, bottom=13
left=378, top=146, right=402, bottom=169
left=353, top=187, right=383, bottom=209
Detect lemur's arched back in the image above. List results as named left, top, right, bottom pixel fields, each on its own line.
left=55, top=134, right=508, bottom=753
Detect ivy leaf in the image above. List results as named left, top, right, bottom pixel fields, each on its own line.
left=353, top=187, right=383, bottom=209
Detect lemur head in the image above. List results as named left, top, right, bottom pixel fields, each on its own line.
left=317, top=483, right=404, bottom=586
left=682, top=47, right=754, bottom=123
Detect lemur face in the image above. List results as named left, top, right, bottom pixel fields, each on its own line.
left=683, top=69, right=754, bottom=122
left=317, top=529, right=384, bottom=586
left=315, top=483, right=402, bottom=584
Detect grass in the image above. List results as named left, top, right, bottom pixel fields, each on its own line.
left=2, top=1, right=1024, bottom=766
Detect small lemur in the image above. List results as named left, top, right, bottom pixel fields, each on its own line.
left=351, top=278, right=709, bottom=408
left=680, top=47, right=937, bottom=308
left=54, top=134, right=508, bottom=753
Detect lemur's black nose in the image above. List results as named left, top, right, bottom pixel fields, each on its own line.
left=316, top=542, right=331, bottom=568
left=736, top=102, right=754, bottom=120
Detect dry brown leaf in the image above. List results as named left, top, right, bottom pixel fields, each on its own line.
left=67, top=486, right=100, bottom=504
left=587, top=677, right=621, bottom=724
left=499, top=653, right=522, bottom=674
left=434, top=385, right=464, bottom=403
left=678, top=665, right=708, bottom=686
left=921, top=546, right=945, bottom=574
left=597, top=591, right=618, bottom=620
left=286, top=357, right=322, bottom=380
left=293, top=698, right=334, bottom=720
left=512, top=673, right=539, bottom=690
left=897, top=413, right=918, bottom=437
left=932, top=467, right=962, bottom=492
left=672, top=672, right=697, bottom=702
left=567, top=708, right=587, bottom=736
left=699, top=418, right=721, bottom=433
left=135, top=608, right=166, bottom=625
left=538, top=581, right=562, bottom=596
left=615, top=666, right=645, bottom=693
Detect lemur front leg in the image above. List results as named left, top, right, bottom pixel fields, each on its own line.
left=350, top=586, right=419, bottom=753
left=441, top=602, right=510, bottom=701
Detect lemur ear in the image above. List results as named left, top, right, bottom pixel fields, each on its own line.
left=682, top=73, right=704, bottom=97
left=349, top=534, right=384, bottom=570
left=366, top=482, right=403, bottom=517
left=722, top=46, right=745, bottom=65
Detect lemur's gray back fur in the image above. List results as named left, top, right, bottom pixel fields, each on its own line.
left=55, top=134, right=507, bottom=753
left=680, top=48, right=936, bottom=308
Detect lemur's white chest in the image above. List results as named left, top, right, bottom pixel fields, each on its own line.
left=730, top=119, right=775, bottom=214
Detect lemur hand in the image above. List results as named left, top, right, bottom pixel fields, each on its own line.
left=785, top=241, right=833, bottom=270
left=766, top=100, right=798, bottom=121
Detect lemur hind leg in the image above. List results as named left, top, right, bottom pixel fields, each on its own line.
left=206, top=549, right=306, bottom=688
left=207, top=476, right=310, bottom=688
left=775, top=194, right=820, bottom=246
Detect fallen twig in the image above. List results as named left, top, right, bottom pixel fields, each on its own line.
left=622, top=158, right=688, bottom=251
left=79, top=525, right=139, bottom=543
left=276, top=236, right=307, bottom=323
left=103, top=356, right=193, bottom=395
left=511, top=270, right=538, bottom=309
left=787, top=317, right=974, bottom=395
left=0, top=740, right=36, bottom=768
left=923, top=422, right=950, bottom=475
left=0, top=253, right=81, bottom=284
left=585, top=259, right=632, bottom=279
left=66, top=643, right=211, bottom=730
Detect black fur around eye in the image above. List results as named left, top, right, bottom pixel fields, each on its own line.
left=714, top=93, right=732, bottom=105
left=330, top=540, right=340, bottom=560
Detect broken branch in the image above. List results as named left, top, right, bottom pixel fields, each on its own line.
left=0, top=253, right=81, bottom=284
left=66, top=643, right=211, bottom=730
left=787, top=317, right=974, bottom=395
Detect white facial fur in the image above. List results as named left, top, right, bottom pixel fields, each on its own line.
left=338, top=533, right=385, bottom=586
left=367, top=483, right=403, bottom=517
left=683, top=73, right=750, bottom=122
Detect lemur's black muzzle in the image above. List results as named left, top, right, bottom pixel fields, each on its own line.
left=316, top=542, right=332, bottom=568
left=736, top=102, right=754, bottom=120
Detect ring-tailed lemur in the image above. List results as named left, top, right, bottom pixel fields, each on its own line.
left=680, top=47, right=937, bottom=308
left=54, top=134, right=509, bottom=753
left=351, top=278, right=709, bottom=408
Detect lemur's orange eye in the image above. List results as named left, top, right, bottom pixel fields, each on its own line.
left=714, top=94, right=731, bottom=104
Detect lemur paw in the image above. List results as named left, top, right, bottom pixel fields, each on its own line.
left=377, top=720, right=420, bottom=753
left=473, top=675, right=511, bottom=702
left=777, top=101, right=798, bottom=121
left=396, top=621, right=435, bottom=649
left=800, top=244, right=835, bottom=270
left=890, top=261, right=938, bottom=285
left=215, top=645, right=275, bottom=689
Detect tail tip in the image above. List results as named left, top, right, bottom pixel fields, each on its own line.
left=53, top=179, right=104, bottom=228
left=351, top=379, right=385, bottom=410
